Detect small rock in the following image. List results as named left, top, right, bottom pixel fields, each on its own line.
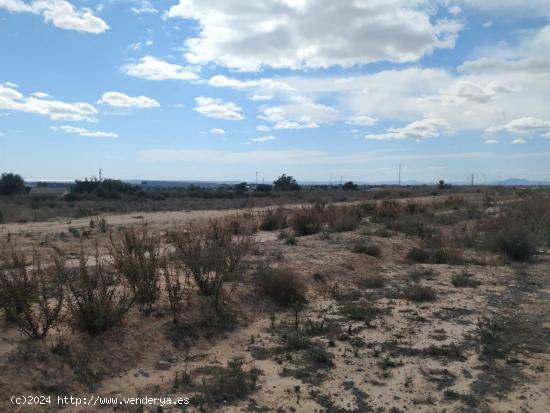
left=156, top=360, right=171, bottom=371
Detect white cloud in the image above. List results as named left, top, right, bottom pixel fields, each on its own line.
left=166, top=0, right=462, bottom=71
left=130, top=1, right=157, bottom=14
left=123, top=56, right=198, bottom=81
left=52, top=125, right=118, bottom=138
left=485, top=117, right=550, bottom=135
left=208, top=75, right=293, bottom=91
left=483, top=21, right=493, bottom=28
left=210, top=128, right=225, bottom=135
left=251, top=95, right=273, bottom=102
left=98, top=91, right=160, bottom=109
left=248, top=135, right=276, bottom=143
left=0, top=84, right=97, bottom=121
left=366, top=118, right=449, bottom=141
left=448, top=6, right=462, bottom=15
left=346, top=115, right=378, bottom=126
left=0, top=0, right=109, bottom=33
left=260, top=96, right=338, bottom=129
left=194, top=97, right=244, bottom=120
left=256, top=125, right=271, bottom=132
left=511, top=138, right=526, bottom=144
left=484, top=139, right=499, bottom=144
left=32, top=91, right=51, bottom=98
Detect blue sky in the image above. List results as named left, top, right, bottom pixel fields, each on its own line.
left=1, top=0, right=550, bottom=183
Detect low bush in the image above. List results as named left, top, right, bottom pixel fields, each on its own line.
left=406, top=246, right=462, bottom=264
left=451, top=270, right=481, bottom=288
left=0, top=248, right=64, bottom=339
left=374, top=200, right=401, bottom=221
left=488, top=222, right=539, bottom=262
left=358, top=274, right=385, bottom=289
left=171, top=219, right=253, bottom=307
left=404, top=284, right=437, bottom=302
left=164, top=261, right=190, bottom=325
left=290, top=207, right=324, bottom=236
left=109, top=223, right=162, bottom=313
left=259, top=208, right=288, bottom=231
left=66, top=247, right=133, bottom=335
left=341, top=301, right=380, bottom=323
left=255, top=265, right=306, bottom=307
left=199, top=358, right=262, bottom=403
left=351, top=241, right=381, bottom=257
left=326, top=206, right=361, bottom=232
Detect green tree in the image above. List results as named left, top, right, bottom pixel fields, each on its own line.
left=342, top=181, right=358, bottom=190
left=0, top=173, right=26, bottom=196
left=273, top=174, right=300, bottom=191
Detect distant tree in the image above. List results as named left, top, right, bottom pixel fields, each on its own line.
left=234, top=182, right=248, bottom=191
left=437, top=180, right=451, bottom=189
left=273, top=174, right=300, bottom=191
left=0, top=173, right=26, bottom=196
left=342, top=181, right=358, bottom=190
left=73, top=177, right=135, bottom=196
left=255, top=184, right=272, bottom=192
left=37, top=181, right=48, bottom=187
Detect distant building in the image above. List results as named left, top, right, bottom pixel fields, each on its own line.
left=29, top=187, right=69, bottom=197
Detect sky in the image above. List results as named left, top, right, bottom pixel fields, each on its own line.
left=1, top=0, right=550, bottom=183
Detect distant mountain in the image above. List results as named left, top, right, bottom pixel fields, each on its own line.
left=497, top=178, right=550, bottom=186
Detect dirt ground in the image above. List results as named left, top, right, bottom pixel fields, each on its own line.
left=0, top=192, right=548, bottom=413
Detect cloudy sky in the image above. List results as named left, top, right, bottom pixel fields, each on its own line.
left=1, top=0, right=550, bottom=183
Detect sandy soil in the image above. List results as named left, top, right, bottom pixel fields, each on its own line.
left=0, top=193, right=548, bottom=413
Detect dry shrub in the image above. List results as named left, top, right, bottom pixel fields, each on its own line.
left=259, top=208, right=288, bottom=231
left=223, top=213, right=258, bottom=235
left=290, top=206, right=324, bottom=236
left=351, top=241, right=381, bottom=257
left=171, top=219, right=253, bottom=306
left=0, top=247, right=64, bottom=339
left=444, top=195, right=467, bottom=209
left=66, top=246, right=132, bottom=335
left=255, top=264, right=306, bottom=307
left=163, top=260, right=190, bottom=325
left=376, top=200, right=402, bottom=221
left=109, top=223, right=161, bottom=313
left=326, top=205, right=362, bottom=233
left=406, top=246, right=462, bottom=264
left=404, top=284, right=437, bottom=302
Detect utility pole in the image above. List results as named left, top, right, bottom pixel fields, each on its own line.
left=329, top=173, right=332, bottom=186
left=255, top=171, right=258, bottom=186
left=99, top=168, right=102, bottom=182
left=471, top=174, right=474, bottom=186
left=398, top=164, right=402, bottom=186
